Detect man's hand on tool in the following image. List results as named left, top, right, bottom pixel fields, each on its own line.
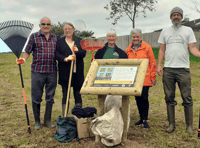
left=17, top=58, right=26, bottom=65
left=64, top=55, right=75, bottom=62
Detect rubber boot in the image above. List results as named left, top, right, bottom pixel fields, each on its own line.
left=44, top=102, right=55, bottom=128
left=32, top=103, right=41, bottom=130
left=74, top=90, right=82, bottom=107
left=166, top=105, right=175, bottom=133
left=184, top=106, right=193, bottom=133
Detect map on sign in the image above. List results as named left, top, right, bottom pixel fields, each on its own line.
left=93, top=66, right=138, bottom=87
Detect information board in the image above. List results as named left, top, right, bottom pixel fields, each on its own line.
left=93, top=66, right=138, bottom=87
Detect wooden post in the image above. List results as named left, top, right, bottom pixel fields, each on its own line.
left=97, top=95, right=106, bottom=115
left=79, top=59, right=149, bottom=145
left=121, top=95, right=129, bottom=143
left=95, top=95, right=106, bottom=143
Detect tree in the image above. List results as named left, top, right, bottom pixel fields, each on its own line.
left=182, top=0, right=200, bottom=13
left=104, top=0, right=157, bottom=28
left=51, top=22, right=65, bottom=38
left=75, top=30, right=95, bottom=39
left=51, top=21, right=95, bottom=39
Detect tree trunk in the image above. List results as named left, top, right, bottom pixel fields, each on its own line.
left=132, top=2, right=137, bottom=28
left=132, top=20, right=135, bottom=28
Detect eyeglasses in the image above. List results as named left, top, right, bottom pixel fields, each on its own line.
left=40, top=23, right=51, bottom=26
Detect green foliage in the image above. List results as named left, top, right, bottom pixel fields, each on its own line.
left=51, top=21, right=65, bottom=38
left=51, top=22, right=95, bottom=39
left=104, top=0, right=157, bottom=28
left=152, top=47, right=159, bottom=60
left=75, top=30, right=94, bottom=39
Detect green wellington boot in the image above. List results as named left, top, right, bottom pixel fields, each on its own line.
left=166, top=105, right=175, bottom=133
left=184, top=106, right=193, bottom=133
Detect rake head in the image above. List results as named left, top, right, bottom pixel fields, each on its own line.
left=0, top=20, right=34, bottom=58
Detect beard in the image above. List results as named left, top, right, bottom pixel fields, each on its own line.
left=171, top=18, right=182, bottom=27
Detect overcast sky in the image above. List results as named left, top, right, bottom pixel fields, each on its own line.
left=0, top=0, right=200, bottom=53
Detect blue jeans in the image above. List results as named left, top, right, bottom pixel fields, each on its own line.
left=162, top=68, right=193, bottom=107
left=31, top=71, right=57, bottom=104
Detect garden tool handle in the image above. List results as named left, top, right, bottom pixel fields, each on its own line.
left=198, top=109, right=200, bottom=138
left=64, top=53, right=75, bottom=117
left=18, top=64, right=31, bottom=133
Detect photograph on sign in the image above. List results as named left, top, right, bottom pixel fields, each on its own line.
left=93, top=66, right=138, bottom=87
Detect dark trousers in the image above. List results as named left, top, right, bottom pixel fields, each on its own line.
left=31, top=71, right=57, bottom=105
left=135, top=86, right=150, bottom=120
left=61, top=85, right=82, bottom=105
left=163, top=68, right=193, bottom=107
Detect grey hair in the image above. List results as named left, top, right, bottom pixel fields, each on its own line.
left=107, top=29, right=117, bottom=37
left=63, top=22, right=75, bottom=31
left=63, top=22, right=76, bottom=40
left=130, top=28, right=142, bottom=37
left=40, top=17, right=51, bottom=24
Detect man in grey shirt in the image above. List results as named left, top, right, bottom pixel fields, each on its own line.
left=157, top=7, right=200, bottom=133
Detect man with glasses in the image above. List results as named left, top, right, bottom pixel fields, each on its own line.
left=157, top=7, right=200, bottom=133
left=17, top=17, right=57, bottom=130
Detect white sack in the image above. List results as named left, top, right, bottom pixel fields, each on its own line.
left=104, top=95, right=130, bottom=131
left=91, top=106, right=123, bottom=146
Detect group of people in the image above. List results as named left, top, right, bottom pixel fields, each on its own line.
left=17, top=6, right=200, bottom=134
left=18, top=18, right=86, bottom=130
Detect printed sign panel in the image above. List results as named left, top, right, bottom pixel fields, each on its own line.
left=93, top=66, right=138, bottom=87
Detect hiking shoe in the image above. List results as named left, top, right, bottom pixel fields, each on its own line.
left=143, top=120, right=150, bottom=129
left=135, top=119, right=143, bottom=126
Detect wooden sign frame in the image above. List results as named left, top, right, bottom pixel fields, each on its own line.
left=80, top=59, right=149, bottom=96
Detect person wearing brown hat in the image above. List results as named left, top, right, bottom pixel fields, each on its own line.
left=157, top=7, right=200, bottom=133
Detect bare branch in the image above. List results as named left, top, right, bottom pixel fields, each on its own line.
left=182, top=0, right=200, bottom=13
left=104, top=0, right=157, bottom=28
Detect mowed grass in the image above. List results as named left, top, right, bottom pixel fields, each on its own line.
left=0, top=49, right=200, bottom=148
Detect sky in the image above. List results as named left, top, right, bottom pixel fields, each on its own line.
left=0, top=0, right=200, bottom=53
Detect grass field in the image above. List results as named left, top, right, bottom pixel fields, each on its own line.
left=0, top=49, right=200, bottom=148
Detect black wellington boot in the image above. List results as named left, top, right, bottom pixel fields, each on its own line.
left=32, top=103, right=41, bottom=130
left=62, top=104, right=66, bottom=117
left=74, top=90, right=82, bottom=107
left=44, top=102, right=55, bottom=128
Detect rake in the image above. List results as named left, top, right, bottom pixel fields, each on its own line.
left=0, top=20, right=34, bottom=134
